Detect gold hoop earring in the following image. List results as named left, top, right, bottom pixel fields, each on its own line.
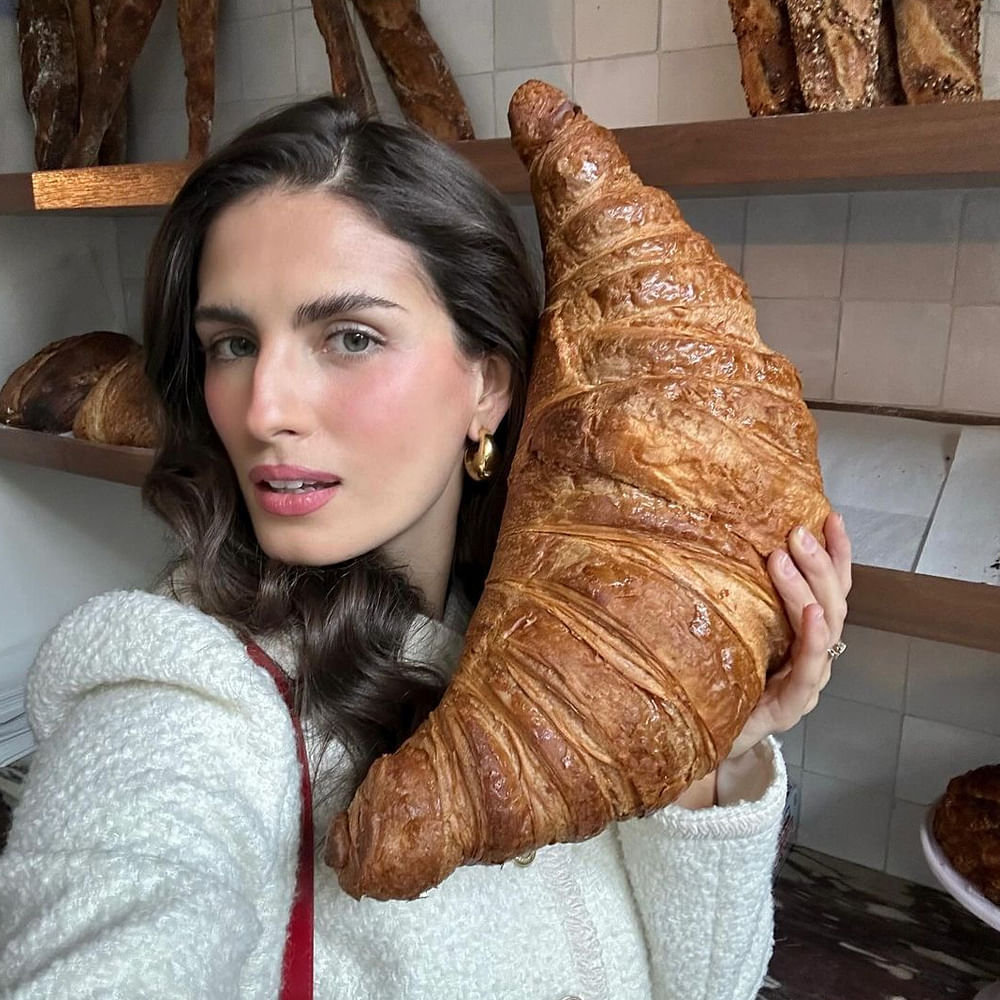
left=464, top=428, right=498, bottom=482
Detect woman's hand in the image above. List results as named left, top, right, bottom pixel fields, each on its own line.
left=728, top=510, right=853, bottom=760
left=674, top=512, right=852, bottom=808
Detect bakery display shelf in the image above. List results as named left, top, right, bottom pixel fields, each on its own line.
left=3, top=99, right=1000, bottom=212
left=2, top=424, right=999, bottom=651
left=0, top=161, right=192, bottom=213
left=0, top=426, right=149, bottom=487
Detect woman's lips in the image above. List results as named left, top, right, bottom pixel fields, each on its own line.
left=249, top=464, right=341, bottom=517
left=253, top=481, right=339, bottom=516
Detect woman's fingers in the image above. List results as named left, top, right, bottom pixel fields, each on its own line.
left=729, top=604, right=831, bottom=757
left=768, top=514, right=850, bottom=639
left=824, top=511, right=853, bottom=595
left=776, top=603, right=832, bottom=721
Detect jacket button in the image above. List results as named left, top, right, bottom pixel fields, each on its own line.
left=513, top=849, right=536, bottom=866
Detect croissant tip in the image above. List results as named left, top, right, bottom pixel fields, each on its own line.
left=325, top=811, right=350, bottom=874
left=508, top=79, right=580, bottom=167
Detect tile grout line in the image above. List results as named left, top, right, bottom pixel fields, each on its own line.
left=832, top=193, right=853, bottom=404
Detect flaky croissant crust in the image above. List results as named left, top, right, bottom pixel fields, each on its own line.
left=327, top=81, right=829, bottom=900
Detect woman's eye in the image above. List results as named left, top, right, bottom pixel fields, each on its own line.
left=206, top=335, right=256, bottom=360
left=330, top=328, right=379, bottom=355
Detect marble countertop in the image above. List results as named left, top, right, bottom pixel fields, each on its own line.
left=762, top=846, right=1000, bottom=999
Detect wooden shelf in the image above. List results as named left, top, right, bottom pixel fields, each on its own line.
left=848, top=565, right=1000, bottom=653
left=0, top=161, right=193, bottom=213
left=2, top=425, right=998, bottom=651
left=0, top=427, right=150, bottom=486
left=3, top=100, right=1000, bottom=212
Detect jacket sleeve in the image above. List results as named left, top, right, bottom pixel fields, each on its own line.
left=615, top=736, right=787, bottom=1000
left=0, top=591, right=301, bottom=1000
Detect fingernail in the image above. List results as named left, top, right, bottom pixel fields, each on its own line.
left=778, top=550, right=794, bottom=574
left=797, top=526, right=817, bottom=552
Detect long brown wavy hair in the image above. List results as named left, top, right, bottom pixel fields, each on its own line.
left=141, top=96, right=540, bottom=794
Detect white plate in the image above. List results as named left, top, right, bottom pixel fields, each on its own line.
left=921, top=799, right=1000, bottom=934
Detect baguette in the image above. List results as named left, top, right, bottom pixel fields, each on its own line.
left=892, top=0, right=982, bottom=103
left=728, top=0, right=806, bottom=115
left=786, top=0, right=882, bottom=110
left=351, top=0, right=474, bottom=139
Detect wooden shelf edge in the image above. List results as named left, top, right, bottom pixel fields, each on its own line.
left=848, top=565, right=1000, bottom=652
left=0, top=427, right=151, bottom=486
left=461, top=100, right=1000, bottom=196
left=4, top=100, right=1000, bottom=210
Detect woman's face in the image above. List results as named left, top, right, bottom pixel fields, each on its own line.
left=194, top=188, right=509, bottom=574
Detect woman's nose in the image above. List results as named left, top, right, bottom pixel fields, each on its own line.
left=244, top=344, right=312, bottom=441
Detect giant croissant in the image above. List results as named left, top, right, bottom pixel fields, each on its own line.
left=327, top=80, right=831, bottom=900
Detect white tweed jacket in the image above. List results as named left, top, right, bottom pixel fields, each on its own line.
left=0, top=588, right=786, bottom=1000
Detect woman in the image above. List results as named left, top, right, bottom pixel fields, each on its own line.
left=0, top=96, right=851, bottom=999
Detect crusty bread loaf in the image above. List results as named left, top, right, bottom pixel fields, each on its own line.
left=874, top=0, right=907, bottom=104
left=786, top=0, right=882, bottom=110
left=176, top=0, right=219, bottom=159
left=728, top=0, right=806, bottom=116
left=0, top=332, right=139, bottom=432
left=73, top=354, right=160, bottom=447
left=326, top=80, right=830, bottom=901
left=17, top=0, right=79, bottom=170
left=63, top=0, right=165, bottom=167
left=351, top=0, right=474, bottom=139
left=892, top=0, right=982, bottom=104
left=309, top=0, right=377, bottom=118
left=933, top=764, right=1000, bottom=905
left=0, top=341, right=67, bottom=425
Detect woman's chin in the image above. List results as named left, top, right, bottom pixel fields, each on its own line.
left=254, top=532, right=367, bottom=569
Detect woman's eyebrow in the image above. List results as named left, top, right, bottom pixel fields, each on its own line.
left=192, top=303, right=254, bottom=327
left=294, top=291, right=405, bottom=327
left=192, top=292, right=404, bottom=329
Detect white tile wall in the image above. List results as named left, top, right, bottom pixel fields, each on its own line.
left=658, top=45, right=746, bottom=124
left=240, top=12, right=297, bottom=103
left=743, top=195, right=849, bottom=299
left=575, top=0, right=659, bottom=60
left=906, top=639, right=1000, bottom=736
left=660, top=0, right=734, bottom=51
left=836, top=300, right=951, bottom=406
left=886, top=799, right=938, bottom=888
left=896, top=716, right=1000, bottom=804
left=797, top=771, right=893, bottom=870
left=825, top=625, right=909, bottom=712
left=955, top=190, right=1000, bottom=304
left=494, top=0, right=574, bottom=71
left=942, top=305, right=1000, bottom=412
left=574, top=54, right=659, bottom=129
left=455, top=73, right=498, bottom=138
left=0, top=15, right=35, bottom=173
left=4, top=0, right=1000, bottom=886
left=422, top=0, right=495, bottom=77
left=803, top=695, right=902, bottom=794
left=842, top=191, right=963, bottom=303
left=292, top=7, right=332, bottom=98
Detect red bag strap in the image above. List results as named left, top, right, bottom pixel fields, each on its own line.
left=246, top=642, right=314, bottom=1000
